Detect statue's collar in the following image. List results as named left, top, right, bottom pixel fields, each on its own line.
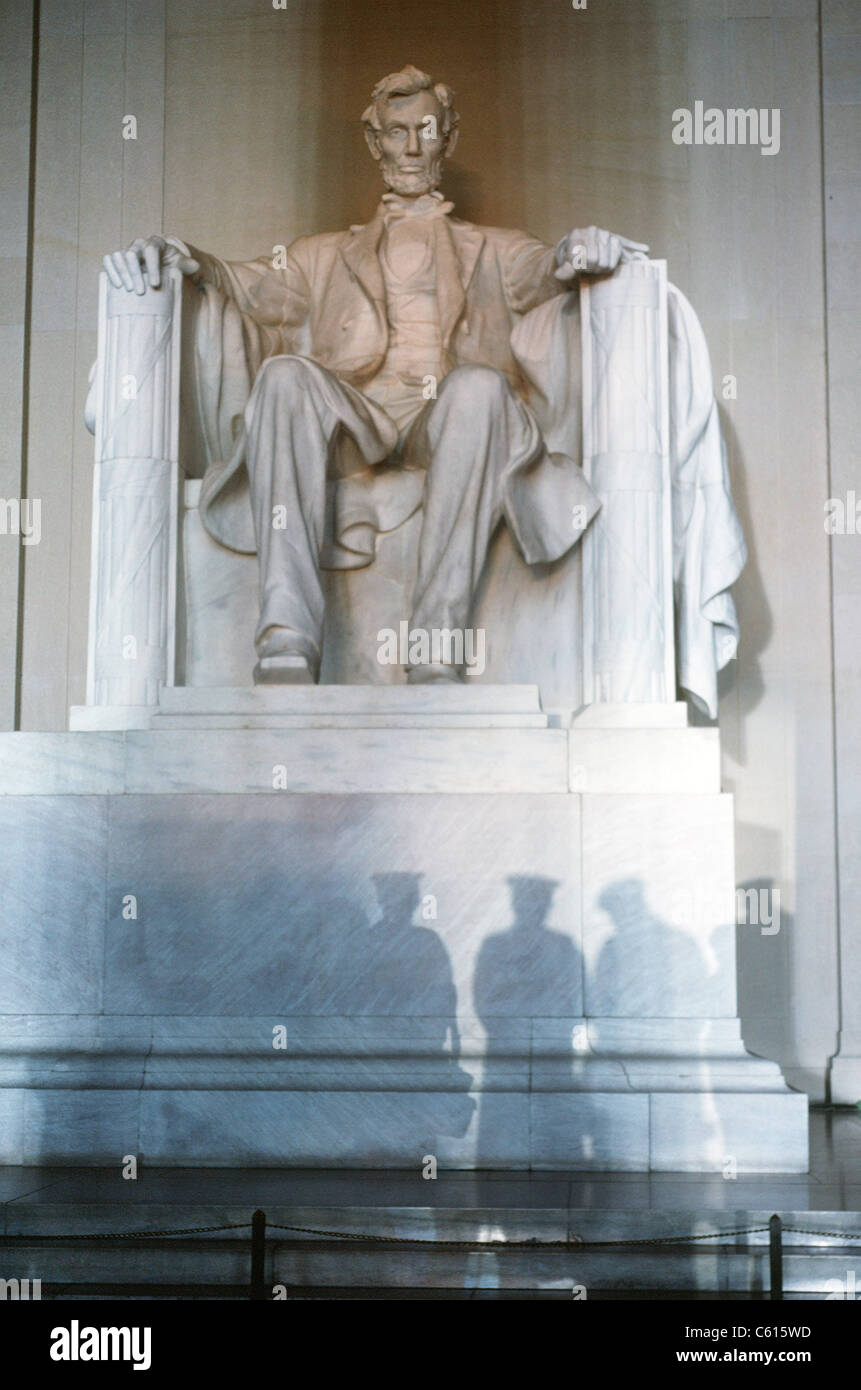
left=377, top=190, right=455, bottom=223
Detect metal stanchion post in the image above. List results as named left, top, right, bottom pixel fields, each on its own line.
left=769, top=1214, right=783, bottom=1300
left=251, top=1209, right=267, bottom=1301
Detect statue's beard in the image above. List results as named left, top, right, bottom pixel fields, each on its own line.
left=380, top=153, right=444, bottom=198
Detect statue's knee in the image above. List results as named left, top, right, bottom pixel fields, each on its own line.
left=440, top=364, right=509, bottom=410
left=254, top=355, right=315, bottom=399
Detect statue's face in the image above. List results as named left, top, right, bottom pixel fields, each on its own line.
left=368, top=89, right=448, bottom=197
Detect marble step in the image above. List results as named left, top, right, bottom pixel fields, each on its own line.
left=74, top=684, right=550, bottom=730
left=7, top=722, right=720, bottom=794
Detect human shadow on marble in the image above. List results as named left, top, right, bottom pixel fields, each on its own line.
left=472, top=875, right=599, bottom=1174
left=104, top=823, right=475, bottom=1152
left=591, top=879, right=715, bottom=1019
left=337, top=872, right=475, bottom=1142
left=278, top=871, right=475, bottom=1147
left=590, top=879, right=721, bottom=1167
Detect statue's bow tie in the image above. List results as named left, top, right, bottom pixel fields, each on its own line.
left=379, top=191, right=455, bottom=223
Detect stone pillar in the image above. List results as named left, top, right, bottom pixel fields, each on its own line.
left=579, top=259, right=674, bottom=704
left=85, top=268, right=183, bottom=710
left=821, top=1, right=861, bottom=1106
left=0, top=0, right=36, bottom=730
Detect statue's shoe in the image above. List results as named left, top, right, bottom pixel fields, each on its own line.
left=253, top=653, right=316, bottom=685
left=406, top=662, right=461, bottom=684
left=254, top=626, right=319, bottom=684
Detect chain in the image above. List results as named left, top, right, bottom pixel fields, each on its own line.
left=3, top=1219, right=859, bottom=1249
left=0, top=1221, right=251, bottom=1241
left=265, top=1221, right=774, bottom=1248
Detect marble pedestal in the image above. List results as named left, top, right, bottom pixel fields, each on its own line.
left=0, top=690, right=808, bottom=1171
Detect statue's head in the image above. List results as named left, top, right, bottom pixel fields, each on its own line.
left=362, top=64, right=459, bottom=198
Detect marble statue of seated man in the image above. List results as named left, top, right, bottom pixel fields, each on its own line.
left=102, top=64, right=647, bottom=685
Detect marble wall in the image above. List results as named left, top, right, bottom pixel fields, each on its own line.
left=1, top=0, right=856, bottom=1100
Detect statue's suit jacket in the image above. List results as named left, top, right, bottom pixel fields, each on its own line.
left=195, top=214, right=563, bottom=387
left=185, top=214, right=600, bottom=573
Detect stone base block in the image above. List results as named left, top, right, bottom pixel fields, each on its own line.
left=829, top=1055, right=861, bottom=1107
left=0, top=722, right=809, bottom=1171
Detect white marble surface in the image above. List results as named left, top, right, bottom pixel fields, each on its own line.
left=571, top=702, right=688, bottom=727
left=569, top=728, right=719, bottom=793
left=582, top=793, right=737, bottom=1018
left=0, top=1091, right=24, bottom=1166
left=830, top=1055, right=861, bottom=1107
left=151, top=682, right=548, bottom=729
left=650, top=1093, right=809, bottom=1173
left=4, top=727, right=569, bottom=794
left=158, top=684, right=545, bottom=714
left=0, top=1084, right=808, bottom=1172
left=0, top=765, right=808, bottom=1170
left=0, top=1014, right=794, bottom=1097
left=121, top=728, right=569, bottom=794
left=101, top=792, right=583, bottom=1019
left=0, top=1090, right=140, bottom=1166
left=580, top=259, right=674, bottom=704
left=134, top=1089, right=500, bottom=1169
left=0, top=732, right=125, bottom=793
left=85, top=270, right=183, bottom=708
left=0, top=796, right=106, bottom=1013
left=16, top=721, right=730, bottom=795
left=530, top=1092, right=650, bottom=1170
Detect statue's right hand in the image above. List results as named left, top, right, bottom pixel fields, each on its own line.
left=102, top=235, right=200, bottom=294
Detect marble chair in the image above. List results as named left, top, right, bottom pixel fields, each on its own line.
left=77, top=258, right=676, bottom=728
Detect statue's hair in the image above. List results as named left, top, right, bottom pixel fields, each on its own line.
left=362, top=64, right=459, bottom=138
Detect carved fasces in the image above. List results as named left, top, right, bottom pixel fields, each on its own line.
left=86, top=270, right=183, bottom=707
left=580, top=259, right=674, bottom=703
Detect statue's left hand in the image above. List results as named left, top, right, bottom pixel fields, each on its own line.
left=555, top=226, right=649, bottom=283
